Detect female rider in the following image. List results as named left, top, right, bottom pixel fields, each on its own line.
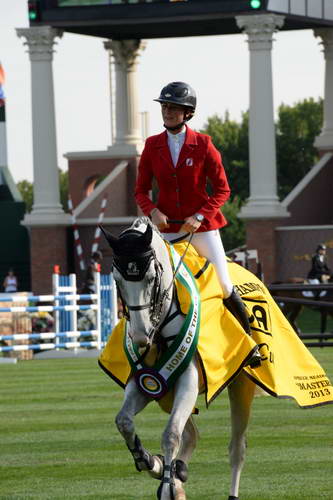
left=135, top=81, right=260, bottom=365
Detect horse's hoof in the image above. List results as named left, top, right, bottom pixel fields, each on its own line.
left=228, top=496, right=239, bottom=500
left=176, top=490, right=186, bottom=500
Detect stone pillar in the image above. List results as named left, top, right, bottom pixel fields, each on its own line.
left=104, top=39, right=146, bottom=156
left=103, top=40, right=116, bottom=146
left=16, top=26, right=69, bottom=225
left=236, top=15, right=289, bottom=283
left=16, top=26, right=70, bottom=293
left=314, top=28, right=333, bottom=152
left=236, top=14, right=289, bottom=219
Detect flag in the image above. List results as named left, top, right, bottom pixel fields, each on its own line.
left=0, top=62, right=5, bottom=108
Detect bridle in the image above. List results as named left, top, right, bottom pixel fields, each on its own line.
left=114, top=248, right=170, bottom=332
left=113, top=228, right=193, bottom=341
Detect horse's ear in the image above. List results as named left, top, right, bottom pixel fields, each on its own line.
left=142, top=223, right=153, bottom=247
left=99, top=225, right=118, bottom=250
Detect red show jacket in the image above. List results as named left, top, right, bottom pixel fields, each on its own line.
left=135, top=126, right=231, bottom=233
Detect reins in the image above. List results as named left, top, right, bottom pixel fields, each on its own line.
left=165, top=232, right=194, bottom=294
left=164, top=218, right=194, bottom=287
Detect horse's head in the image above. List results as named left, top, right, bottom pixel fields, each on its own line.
left=100, top=218, right=173, bottom=348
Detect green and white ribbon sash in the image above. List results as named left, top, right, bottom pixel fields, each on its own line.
left=124, top=244, right=201, bottom=399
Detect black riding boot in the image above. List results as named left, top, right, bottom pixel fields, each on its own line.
left=223, top=287, right=261, bottom=368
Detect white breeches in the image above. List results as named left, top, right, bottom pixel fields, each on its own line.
left=162, top=229, right=233, bottom=298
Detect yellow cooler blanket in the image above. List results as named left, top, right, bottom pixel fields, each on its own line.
left=99, top=242, right=333, bottom=409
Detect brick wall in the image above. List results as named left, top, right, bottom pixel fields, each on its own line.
left=30, top=226, right=68, bottom=294
left=245, top=219, right=285, bottom=284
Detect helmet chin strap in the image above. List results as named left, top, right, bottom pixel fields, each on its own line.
left=163, top=120, right=187, bottom=132
left=163, top=109, right=193, bottom=132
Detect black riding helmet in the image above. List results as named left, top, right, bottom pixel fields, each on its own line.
left=154, top=81, right=196, bottom=131
left=154, top=81, right=196, bottom=111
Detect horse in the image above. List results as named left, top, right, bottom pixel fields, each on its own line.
left=100, top=217, right=259, bottom=500
left=270, top=277, right=333, bottom=335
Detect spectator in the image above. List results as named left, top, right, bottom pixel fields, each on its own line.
left=307, top=244, right=332, bottom=283
left=3, top=269, right=18, bottom=292
left=81, top=251, right=103, bottom=294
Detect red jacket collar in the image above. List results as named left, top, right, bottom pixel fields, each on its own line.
left=154, top=125, right=198, bottom=148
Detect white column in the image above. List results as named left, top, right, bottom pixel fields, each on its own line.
left=105, top=39, right=146, bottom=157
left=314, top=28, right=333, bottom=151
left=16, top=26, right=70, bottom=225
left=236, top=14, right=289, bottom=219
left=103, top=40, right=116, bottom=146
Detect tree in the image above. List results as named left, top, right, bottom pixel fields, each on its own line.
left=201, top=112, right=249, bottom=250
left=201, top=112, right=249, bottom=201
left=201, top=99, right=323, bottom=203
left=200, top=98, right=324, bottom=249
left=16, top=179, right=33, bottom=212
left=17, top=168, right=69, bottom=213
left=59, top=168, right=69, bottom=212
left=276, top=98, right=323, bottom=199
left=220, top=196, right=245, bottom=251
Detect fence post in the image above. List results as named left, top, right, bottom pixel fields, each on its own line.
left=69, top=273, right=77, bottom=352
left=95, top=267, right=102, bottom=350
left=111, top=273, right=118, bottom=331
left=53, top=266, right=60, bottom=348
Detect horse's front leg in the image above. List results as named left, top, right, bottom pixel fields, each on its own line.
left=115, top=377, right=163, bottom=478
left=227, top=371, right=256, bottom=500
left=158, top=361, right=199, bottom=500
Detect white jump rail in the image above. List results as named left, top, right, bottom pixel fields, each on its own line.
left=0, top=270, right=104, bottom=354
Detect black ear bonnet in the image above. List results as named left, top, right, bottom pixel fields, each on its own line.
left=100, top=224, right=154, bottom=281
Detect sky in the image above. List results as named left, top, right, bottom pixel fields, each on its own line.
left=0, top=0, right=326, bottom=183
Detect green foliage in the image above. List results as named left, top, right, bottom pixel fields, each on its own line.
left=276, top=98, right=323, bottom=199
left=16, top=169, right=69, bottom=213
left=16, top=179, right=33, bottom=212
left=201, top=98, right=324, bottom=249
left=201, top=98, right=323, bottom=203
left=220, top=196, right=245, bottom=251
left=59, top=168, right=69, bottom=212
left=201, top=112, right=249, bottom=201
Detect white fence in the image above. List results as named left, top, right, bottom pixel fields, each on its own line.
left=0, top=271, right=118, bottom=356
